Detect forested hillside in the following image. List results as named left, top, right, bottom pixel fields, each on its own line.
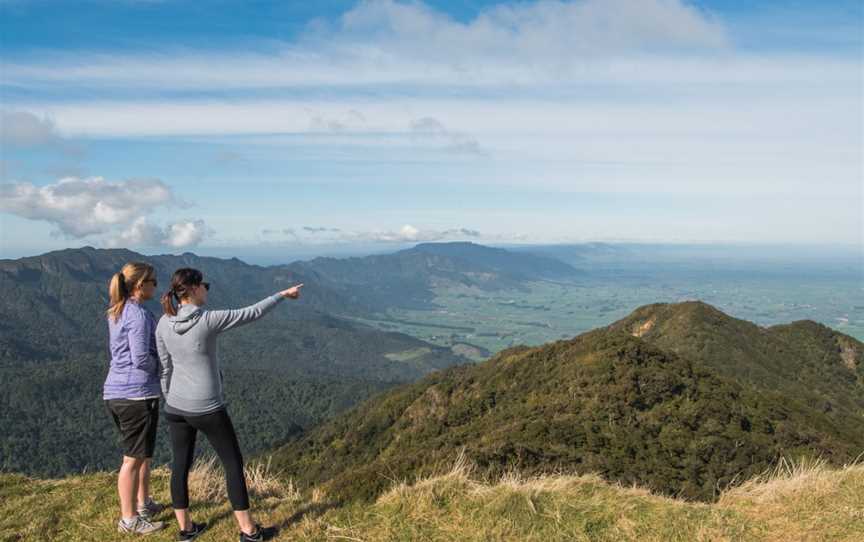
left=270, top=302, right=864, bottom=503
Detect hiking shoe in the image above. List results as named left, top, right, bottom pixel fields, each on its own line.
left=239, top=524, right=278, bottom=542
left=177, top=521, right=207, bottom=541
left=117, top=516, right=166, bottom=535
left=137, top=498, right=166, bottom=519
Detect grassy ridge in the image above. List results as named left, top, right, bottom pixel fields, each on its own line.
left=3, top=456, right=864, bottom=541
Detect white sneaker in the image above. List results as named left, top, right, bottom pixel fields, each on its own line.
left=117, top=516, right=165, bottom=535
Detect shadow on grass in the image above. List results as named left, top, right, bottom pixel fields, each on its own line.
left=278, top=500, right=342, bottom=529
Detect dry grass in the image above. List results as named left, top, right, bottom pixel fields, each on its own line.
left=311, top=453, right=864, bottom=542
left=382, top=449, right=677, bottom=506
left=716, top=456, right=864, bottom=542
left=187, top=455, right=299, bottom=503
left=4, top=453, right=864, bottom=541
left=719, top=455, right=834, bottom=505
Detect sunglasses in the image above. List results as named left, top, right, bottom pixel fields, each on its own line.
left=200, top=282, right=210, bottom=291
left=143, top=278, right=158, bottom=287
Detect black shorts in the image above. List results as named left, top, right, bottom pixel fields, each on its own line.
left=106, top=398, right=160, bottom=459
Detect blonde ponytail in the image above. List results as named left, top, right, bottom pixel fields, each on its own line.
left=107, top=262, right=156, bottom=322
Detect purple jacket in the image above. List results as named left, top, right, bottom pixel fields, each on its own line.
left=103, top=299, right=162, bottom=400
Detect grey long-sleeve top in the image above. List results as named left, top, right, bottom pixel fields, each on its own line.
left=155, top=294, right=284, bottom=415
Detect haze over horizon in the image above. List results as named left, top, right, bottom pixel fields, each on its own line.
left=1, top=0, right=861, bottom=258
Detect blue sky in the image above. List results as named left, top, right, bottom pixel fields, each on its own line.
left=1, top=0, right=861, bottom=260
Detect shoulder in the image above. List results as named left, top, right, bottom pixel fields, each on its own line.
left=200, top=308, right=218, bottom=324
left=125, top=301, right=147, bottom=320
left=125, top=302, right=158, bottom=330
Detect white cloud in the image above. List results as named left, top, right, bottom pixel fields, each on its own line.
left=165, top=219, right=209, bottom=248
left=283, top=223, right=482, bottom=243
left=0, top=0, right=733, bottom=92
left=303, top=226, right=342, bottom=233
left=109, top=217, right=167, bottom=247
left=107, top=217, right=211, bottom=249
left=397, top=224, right=419, bottom=241
left=325, top=0, right=727, bottom=60
left=0, top=176, right=210, bottom=247
left=0, top=176, right=174, bottom=236
left=308, top=109, right=367, bottom=132
left=1, top=110, right=62, bottom=147
left=410, top=117, right=485, bottom=156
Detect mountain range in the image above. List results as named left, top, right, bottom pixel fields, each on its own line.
left=2, top=243, right=860, bottom=507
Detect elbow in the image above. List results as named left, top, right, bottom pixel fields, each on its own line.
left=133, top=355, right=155, bottom=372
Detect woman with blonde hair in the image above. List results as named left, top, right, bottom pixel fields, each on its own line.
left=103, top=262, right=166, bottom=535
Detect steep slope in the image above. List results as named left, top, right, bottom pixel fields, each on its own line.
left=270, top=304, right=864, bottom=503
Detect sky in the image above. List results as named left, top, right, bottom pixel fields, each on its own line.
left=0, top=0, right=861, bottom=261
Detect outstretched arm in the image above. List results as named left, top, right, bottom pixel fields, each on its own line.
left=205, top=283, right=303, bottom=333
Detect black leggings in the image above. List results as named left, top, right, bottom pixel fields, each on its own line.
left=164, top=408, right=250, bottom=511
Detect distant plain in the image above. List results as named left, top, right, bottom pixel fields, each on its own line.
left=342, top=244, right=862, bottom=355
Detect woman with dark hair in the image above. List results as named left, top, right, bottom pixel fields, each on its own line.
left=104, top=262, right=166, bottom=535
left=155, top=268, right=302, bottom=542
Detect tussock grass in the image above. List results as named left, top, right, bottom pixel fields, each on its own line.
left=2, top=454, right=864, bottom=541
left=715, top=456, right=864, bottom=541
left=187, top=456, right=298, bottom=503
left=719, top=455, right=833, bottom=505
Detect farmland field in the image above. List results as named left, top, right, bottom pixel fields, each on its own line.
left=345, top=251, right=863, bottom=358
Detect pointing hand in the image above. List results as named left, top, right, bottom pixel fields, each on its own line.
left=280, top=283, right=304, bottom=299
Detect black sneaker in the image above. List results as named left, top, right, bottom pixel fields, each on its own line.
left=177, top=522, right=207, bottom=541
left=239, top=524, right=278, bottom=542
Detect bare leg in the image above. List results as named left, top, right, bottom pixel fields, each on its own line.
left=234, top=510, right=256, bottom=535
left=174, top=508, right=192, bottom=531
left=136, top=458, right=152, bottom=509
left=118, top=456, right=143, bottom=519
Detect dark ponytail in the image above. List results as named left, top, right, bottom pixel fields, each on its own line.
left=160, top=288, right=178, bottom=317
left=161, top=268, right=204, bottom=316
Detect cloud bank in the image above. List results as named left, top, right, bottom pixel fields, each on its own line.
left=0, top=176, right=209, bottom=248
left=0, top=111, right=63, bottom=148
left=3, top=0, right=731, bottom=91
left=108, top=217, right=211, bottom=249
left=262, top=223, right=482, bottom=244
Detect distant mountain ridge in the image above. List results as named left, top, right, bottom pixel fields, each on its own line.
left=0, top=242, right=581, bottom=362
left=270, top=301, right=864, bottom=503
left=0, top=246, right=454, bottom=377
left=287, top=241, right=583, bottom=312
